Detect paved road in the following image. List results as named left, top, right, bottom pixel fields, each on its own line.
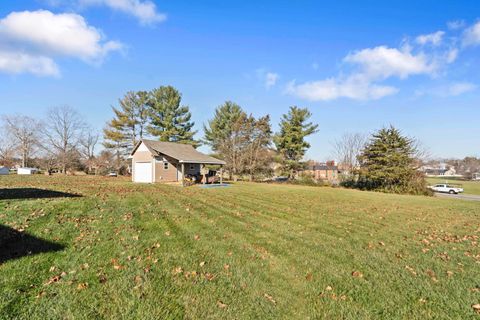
left=435, top=193, right=480, bottom=202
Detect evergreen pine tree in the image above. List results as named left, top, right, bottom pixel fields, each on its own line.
left=357, top=126, right=428, bottom=194
left=147, top=86, right=198, bottom=146
left=203, top=101, right=245, bottom=152
left=103, top=91, right=149, bottom=169
left=274, top=106, right=318, bottom=177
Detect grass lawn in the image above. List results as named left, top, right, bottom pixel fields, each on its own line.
left=1, top=176, right=479, bottom=319
left=427, top=177, right=480, bottom=196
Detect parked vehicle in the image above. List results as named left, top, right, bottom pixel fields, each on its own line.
left=428, top=184, right=464, bottom=194
left=107, top=172, right=118, bottom=177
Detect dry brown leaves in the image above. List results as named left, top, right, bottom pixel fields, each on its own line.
left=264, top=293, right=276, bottom=305
left=352, top=271, right=363, bottom=278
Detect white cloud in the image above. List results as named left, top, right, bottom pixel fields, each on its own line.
left=415, top=82, right=477, bottom=98
left=0, top=10, right=122, bottom=76
left=256, top=69, right=279, bottom=89
left=415, top=31, right=445, bottom=46
left=447, top=82, right=476, bottom=96
left=79, top=0, right=166, bottom=25
left=447, top=20, right=465, bottom=30
left=0, top=50, right=59, bottom=76
left=286, top=76, right=398, bottom=101
left=265, top=72, right=279, bottom=89
left=445, top=48, right=458, bottom=63
left=462, top=21, right=480, bottom=47
left=344, top=46, right=437, bottom=80
left=287, top=45, right=437, bottom=101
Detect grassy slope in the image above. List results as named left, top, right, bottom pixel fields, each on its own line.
left=0, top=176, right=479, bottom=319
left=427, top=177, right=480, bottom=196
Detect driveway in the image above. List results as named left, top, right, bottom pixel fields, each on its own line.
left=435, top=193, right=480, bottom=202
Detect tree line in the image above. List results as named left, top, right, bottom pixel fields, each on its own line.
left=3, top=84, right=472, bottom=195
left=102, top=85, right=319, bottom=179
left=0, top=85, right=319, bottom=180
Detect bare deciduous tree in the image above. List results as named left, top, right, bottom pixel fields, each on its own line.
left=331, top=132, right=367, bottom=175
left=44, top=106, right=86, bottom=174
left=2, top=115, right=42, bottom=167
left=0, top=129, right=16, bottom=167
left=79, top=129, right=100, bottom=174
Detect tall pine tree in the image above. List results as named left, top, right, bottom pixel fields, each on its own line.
left=147, top=86, right=198, bottom=146
left=103, top=91, right=149, bottom=168
left=203, top=101, right=245, bottom=151
left=274, top=106, right=318, bottom=177
left=356, top=126, right=428, bottom=194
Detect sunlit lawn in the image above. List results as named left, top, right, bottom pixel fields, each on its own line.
left=1, top=175, right=479, bottom=319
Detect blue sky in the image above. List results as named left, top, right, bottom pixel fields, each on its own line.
left=1, top=0, right=479, bottom=160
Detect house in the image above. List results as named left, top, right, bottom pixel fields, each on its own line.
left=473, top=173, right=480, bottom=181
left=302, top=161, right=339, bottom=183
left=0, top=166, right=9, bottom=175
left=130, top=139, right=226, bottom=185
left=17, top=167, right=38, bottom=175
left=421, top=164, right=460, bottom=177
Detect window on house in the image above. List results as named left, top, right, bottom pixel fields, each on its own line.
left=164, top=162, right=169, bottom=170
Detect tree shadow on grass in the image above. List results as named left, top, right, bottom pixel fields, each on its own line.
left=0, top=188, right=81, bottom=200
left=0, top=225, right=65, bottom=264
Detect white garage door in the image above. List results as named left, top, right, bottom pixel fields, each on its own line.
left=134, top=162, right=153, bottom=183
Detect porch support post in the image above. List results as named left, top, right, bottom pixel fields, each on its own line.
left=181, top=162, right=185, bottom=187
left=220, top=166, right=223, bottom=184
left=203, top=164, right=206, bottom=185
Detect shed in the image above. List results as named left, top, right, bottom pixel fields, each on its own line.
left=130, top=139, right=225, bottom=185
left=18, top=167, right=38, bottom=175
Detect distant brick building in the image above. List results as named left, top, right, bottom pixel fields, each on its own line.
left=302, top=160, right=340, bottom=183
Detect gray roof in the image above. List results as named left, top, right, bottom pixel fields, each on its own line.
left=134, top=139, right=226, bottom=165
left=307, top=165, right=338, bottom=171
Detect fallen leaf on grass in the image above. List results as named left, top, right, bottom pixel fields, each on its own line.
left=98, top=274, right=107, bottom=284
left=111, top=259, right=124, bottom=270
left=472, top=304, right=480, bottom=314
left=352, top=271, right=363, bottom=278
left=204, top=273, right=215, bottom=281
left=264, top=293, right=276, bottom=304
left=325, top=286, right=333, bottom=291
left=426, top=270, right=438, bottom=282
left=44, top=272, right=66, bottom=285
left=172, top=266, right=183, bottom=275
left=405, top=265, right=417, bottom=276
left=305, top=273, right=313, bottom=281
left=77, top=282, right=88, bottom=290
left=419, top=298, right=427, bottom=304
left=446, top=271, right=454, bottom=277
left=199, top=261, right=206, bottom=267
left=194, top=234, right=200, bottom=241
left=217, top=301, right=227, bottom=308
left=224, top=264, right=230, bottom=270
left=378, top=241, right=385, bottom=246
left=165, top=231, right=171, bottom=236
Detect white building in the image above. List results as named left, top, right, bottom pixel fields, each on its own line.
left=18, top=167, right=38, bottom=175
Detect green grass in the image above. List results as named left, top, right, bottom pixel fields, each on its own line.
left=427, top=177, right=480, bottom=195
left=1, top=176, right=479, bottom=319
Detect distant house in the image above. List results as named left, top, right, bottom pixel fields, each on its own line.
left=473, top=173, right=480, bottom=181
left=130, top=139, right=225, bottom=184
left=0, top=167, right=9, bottom=175
left=302, top=161, right=339, bottom=183
left=421, top=165, right=459, bottom=177
left=17, top=167, right=38, bottom=175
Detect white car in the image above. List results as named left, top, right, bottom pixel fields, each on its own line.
left=428, top=184, right=464, bottom=194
